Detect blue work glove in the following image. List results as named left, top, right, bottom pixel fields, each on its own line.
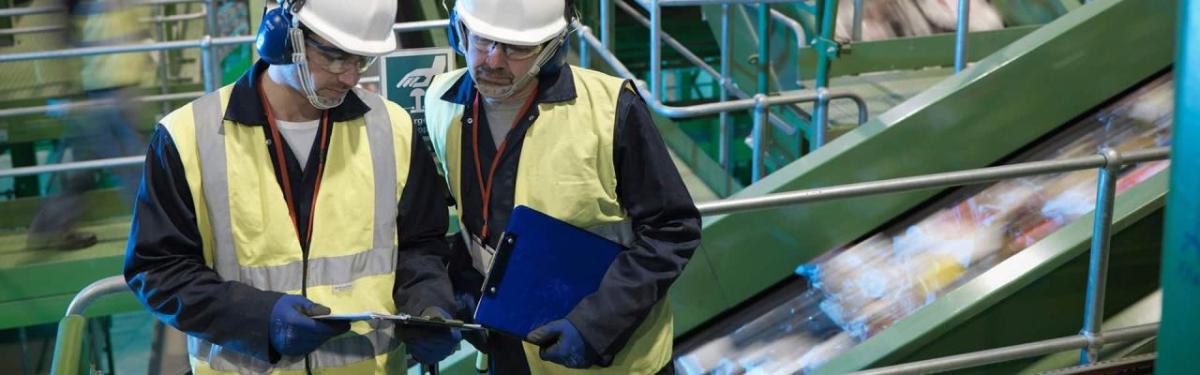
left=269, top=295, right=350, bottom=357
left=454, top=293, right=490, bottom=352
left=401, top=307, right=463, bottom=364
left=526, top=319, right=599, bottom=369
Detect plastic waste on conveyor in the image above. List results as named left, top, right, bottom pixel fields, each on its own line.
left=675, top=76, right=1175, bottom=375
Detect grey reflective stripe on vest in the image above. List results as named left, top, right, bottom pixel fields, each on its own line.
left=190, top=90, right=401, bottom=371
left=356, top=88, right=399, bottom=256
left=189, top=321, right=402, bottom=373
left=192, top=92, right=241, bottom=280
left=588, top=219, right=635, bottom=248
left=238, top=246, right=396, bottom=292
left=193, top=90, right=399, bottom=286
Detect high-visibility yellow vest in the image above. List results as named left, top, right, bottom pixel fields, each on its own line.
left=161, top=86, right=413, bottom=374
left=425, top=67, right=673, bottom=375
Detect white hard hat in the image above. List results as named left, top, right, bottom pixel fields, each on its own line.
left=454, top=0, right=567, bottom=46
left=296, top=0, right=397, bottom=56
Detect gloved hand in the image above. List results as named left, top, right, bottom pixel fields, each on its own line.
left=401, top=307, right=463, bottom=364
left=269, top=295, right=350, bottom=357
left=454, top=293, right=490, bottom=353
left=526, top=319, right=599, bottom=369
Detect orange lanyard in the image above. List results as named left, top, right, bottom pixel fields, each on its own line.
left=470, top=91, right=537, bottom=239
left=258, top=76, right=331, bottom=247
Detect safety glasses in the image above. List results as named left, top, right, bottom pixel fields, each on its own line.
left=467, top=33, right=544, bottom=61
left=303, top=37, right=377, bottom=74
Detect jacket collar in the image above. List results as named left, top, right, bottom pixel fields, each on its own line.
left=439, top=66, right=578, bottom=106
left=224, top=60, right=371, bottom=126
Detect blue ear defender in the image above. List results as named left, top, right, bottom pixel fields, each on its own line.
left=256, top=2, right=296, bottom=65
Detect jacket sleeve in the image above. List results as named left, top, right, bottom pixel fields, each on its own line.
left=392, top=132, right=456, bottom=315
left=566, top=89, right=703, bottom=362
left=123, top=125, right=284, bottom=362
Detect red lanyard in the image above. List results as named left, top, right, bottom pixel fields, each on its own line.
left=257, top=76, right=331, bottom=247
left=471, top=91, right=537, bottom=239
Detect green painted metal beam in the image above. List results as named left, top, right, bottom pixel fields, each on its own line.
left=0, top=189, right=131, bottom=229
left=671, top=0, right=1175, bottom=334
left=0, top=292, right=140, bottom=331
left=813, top=168, right=1170, bottom=374
left=654, top=114, right=745, bottom=198
left=796, top=26, right=1040, bottom=78
left=1158, top=0, right=1200, bottom=371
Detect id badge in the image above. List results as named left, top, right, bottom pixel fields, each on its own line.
left=465, top=233, right=497, bottom=275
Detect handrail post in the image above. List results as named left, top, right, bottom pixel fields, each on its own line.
left=851, top=0, right=863, bottom=41
left=649, top=0, right=662, bottom=100
left=200, top=35, right=216, bottom=93
left=578, top=25, right=591, bottom=69
left=814, top=87, right=829, bottom=148
left=720, top=3, right=733, bottom=195
left=203, top=0, right=220, bottom=91
left=756, top=4, right=770, bottom=95
left=601, top=0, right=614, bottom=50
left=813, top=0, right=839, bottom=150
left=954, top=0, right=970, bottom=73
left=1079, top=148, right=1121, bottom=364
left=751, top=94, right=768, bottom=182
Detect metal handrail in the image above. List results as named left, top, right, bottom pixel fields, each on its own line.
left=955, top=0, right=971, bottom=72
left=0, top=91, right=203, bottom=119
left=143, top=10, right=207, bottom=23
left=622, top=0, right=868, bottom=178
left=0, top=6, right=64, bottom=18
left=0, top=35, right=255, bottom=63
left=0, top=25, right=65, bottom=35
left=770, top=7, right=809, bottom=88
left=695, top=147, right=1168, bottom=215
left=849, top=323, right=1159, bottom=375
left=611, top=0, right=808, bottom=135
left=51, top=276, right=131, bottom=375
left=578, top=21, right=867, bottom=181
left=65, top=276, right=130, bottom=316
left=694, top=146, right=1169, bottom=373
left=0, top=156, right=144, bottom=179
left=0, top=19, right=450, bottom=64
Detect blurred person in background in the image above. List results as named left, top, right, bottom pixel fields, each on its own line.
left=27, top=0, right=150, bottom=250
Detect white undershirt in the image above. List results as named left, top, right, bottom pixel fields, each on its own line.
left=483, top=98, right=525, bottom=146
left=276, top=119, right=320, bottom=171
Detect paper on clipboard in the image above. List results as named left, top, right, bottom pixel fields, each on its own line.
left=311, top=312, right=484, bottom=330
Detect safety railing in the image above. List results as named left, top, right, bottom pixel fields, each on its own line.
left=0, top=19, right=447, bottom=181
left=612, top=0, right=974, bottom=180
left=50, top=275, right=130, bottom=375
left=848, top=323, right=1157, bottom=374
left=29, top=142, right=1167, bottom=373
left=695, top=146, right=1170, bottom=372
left=1, top=0, right=991, bottom=186
left=0, top=19, right=448, bottom=92
left=585, top=0, right=874, bottom=182
left=49, top=275, right=447, bottom=374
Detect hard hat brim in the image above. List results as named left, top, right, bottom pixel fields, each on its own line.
left=456, top=5, right=567, bottom=46
left=297, top=11, right=398, bottom=57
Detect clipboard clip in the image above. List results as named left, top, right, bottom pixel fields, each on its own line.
left=480, top=232, right=516, bottom=297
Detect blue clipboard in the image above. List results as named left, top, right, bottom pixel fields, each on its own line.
left=473, top=206, right=623, bottom=339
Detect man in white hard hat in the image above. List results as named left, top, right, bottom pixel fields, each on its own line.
left=124, top=0, right=461, bottom=373
left=425, top=0, right=701, bottom=373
